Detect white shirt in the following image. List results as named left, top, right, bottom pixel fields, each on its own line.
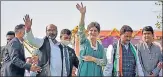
left=49, top=39, right=63, bottom=76
left=23, top=40, right=32, bottom=76
left=24, top=30, right=68, bottom=76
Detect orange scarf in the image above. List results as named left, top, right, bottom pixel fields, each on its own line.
left=119, top=44, right=123, bottom=76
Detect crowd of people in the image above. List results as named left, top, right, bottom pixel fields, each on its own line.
left=0, top=2, right=162, bottom=77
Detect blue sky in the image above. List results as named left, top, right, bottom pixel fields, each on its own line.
left=1, top=1, right=160, bottom=46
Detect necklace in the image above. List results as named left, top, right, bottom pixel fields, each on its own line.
left=23, top=40, right=38, bottom=55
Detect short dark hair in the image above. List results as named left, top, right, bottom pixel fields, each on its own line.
left=6, top=31, right=15, bottom=36
left=87, top=22, right=100, bottom=32
left=142, top=26, right=154, bottom=34
left=120, top=25, right=133, bottom=35
left=60, top=29, right=72, bottom=38
left=46, top=24, right=57, bottom=31
left=14, top=24, right=25, bottom=33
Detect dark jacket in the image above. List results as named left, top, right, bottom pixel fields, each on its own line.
left=0, top=46, right=6, bottom=76
left=66, top=46, right=79, bottom=76
left=1, top=37, right=31, bottom=76
left=0, top=46, right=6, bottom=68
left=37, top=37, right=79, bottom=77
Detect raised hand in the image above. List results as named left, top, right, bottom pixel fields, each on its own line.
left=76, top=2, right=86, bottom=14
left=23, top=14, right=32, bottom=32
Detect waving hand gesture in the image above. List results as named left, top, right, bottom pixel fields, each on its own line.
left=76, top=2, right=86, bottom=14
left=23, top=14, right=32, bottom=32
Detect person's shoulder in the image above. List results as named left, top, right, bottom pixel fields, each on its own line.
left=66, top=46, right=77, bottom=56
left=1, top=45, right=6, bottom=48
left=152, top=42, right=162, bottom=52
left=135, top=41, right=144, bottom=47
left=83, top=38, right=89, bottom=43
left=107, top=44, right=114, bottom=51
left=153, top=42, right=161, bottom=47
left=1, top=45, right=6, bottom=51
left=7, top=38, right=20, bottom=47
left=9, top=37, right=18, bottom=44
left=97, top=41, right=105, bottom=48
left=67, top=46, right=74, bottom=51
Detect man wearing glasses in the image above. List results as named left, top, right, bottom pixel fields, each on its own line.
left=24, top=14, right=78, bottom=76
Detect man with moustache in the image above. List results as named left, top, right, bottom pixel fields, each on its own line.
left=103, top=25, right=144, bottom=76
left=23, top=14, right=77, bottom=76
